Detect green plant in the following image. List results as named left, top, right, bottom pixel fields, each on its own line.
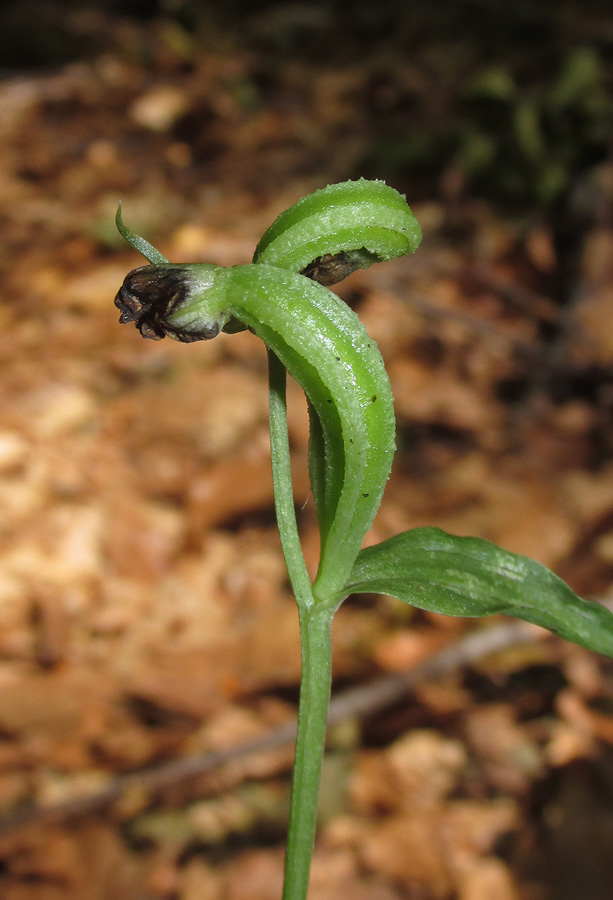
left=114, top=179, right=613, bottom=900
left=457, top=47, right=612, bottom=207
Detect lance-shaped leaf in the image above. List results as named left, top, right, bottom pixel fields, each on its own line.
left=344, top=527, right=613, bottom=657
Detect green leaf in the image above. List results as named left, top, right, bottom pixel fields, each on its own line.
left=468, top=66, right=516, bottom=101
left=345, top=527, right=613, bottom=658
left=514, top=100, right=545, bottom=164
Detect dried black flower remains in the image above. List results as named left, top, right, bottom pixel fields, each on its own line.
left=114, top=266, right=220, bottom=342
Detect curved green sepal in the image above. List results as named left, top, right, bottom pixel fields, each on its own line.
left=116, top=203, right=169, bottom=266
left=113, top=181, right=417, bottom=600
left=253, top=179, right=422, bottom=279
left=345, top=527, right=613, bottom=657
left=252, top=178, right=418, bottom=553
left=208, top=264, right=395, bottom=598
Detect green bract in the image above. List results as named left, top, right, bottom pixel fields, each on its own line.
left=114, top=178, right=613, bottom=900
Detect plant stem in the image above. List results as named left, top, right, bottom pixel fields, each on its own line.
left=267, top=349, right=314, bottom=610
left=282, top=604, right=334, bottom=900
left=267, top=349, right=335, bottom=900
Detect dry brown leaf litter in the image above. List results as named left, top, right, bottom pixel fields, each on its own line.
left=0, top=24, right=612, bottom=900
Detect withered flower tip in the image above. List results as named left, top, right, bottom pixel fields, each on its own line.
left=114, top=266, right=220, bottom=343
left=300, top=249, right=379, bottom=286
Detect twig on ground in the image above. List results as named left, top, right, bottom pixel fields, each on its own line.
left=0, top=620, right=542, bottom=835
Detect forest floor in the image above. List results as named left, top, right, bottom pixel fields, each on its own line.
left=0, top=7, right=612, bottom=900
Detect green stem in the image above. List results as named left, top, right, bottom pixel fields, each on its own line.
left=267, top=349, right=335, bottom=900
left=267, top=349, right=314, bottom=610
left=282, top=604, right=334, bottom=900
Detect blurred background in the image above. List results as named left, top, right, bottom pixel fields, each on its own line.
left=0, top=1, right=612, bottom=898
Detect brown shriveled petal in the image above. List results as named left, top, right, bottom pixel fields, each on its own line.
left=114, top=266, right=219, bottom=343
left=299, top=249, right=379, bottom=286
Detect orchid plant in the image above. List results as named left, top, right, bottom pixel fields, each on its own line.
left=114, top=179, right=613, bottom=900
